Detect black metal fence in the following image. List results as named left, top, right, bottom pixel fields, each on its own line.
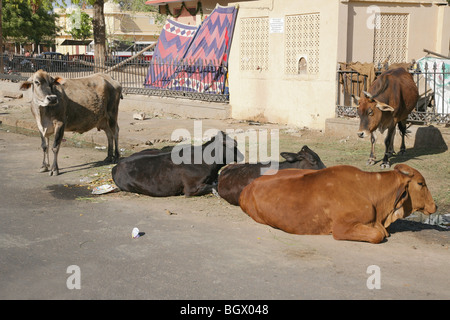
left=1, top=54, right=229, bottom=103
left=336, top=62, right=449, bottom=125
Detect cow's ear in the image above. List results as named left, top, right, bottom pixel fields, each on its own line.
left=394, top=164, right=414, bottom=177
left=53, top=76, right=65, bottom=85
left=20, top=77, right=33, bottom=91
left=280, top=152, right=299, bottom=162
left=375, top=100, right=395, bottom=112
left=20, top=81, right=32, bottom=91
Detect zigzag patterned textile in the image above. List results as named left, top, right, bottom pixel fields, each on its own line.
left=144, top=19, right=197, bottom=88
left=171, top=5, right=237, bottom=93
left=145, top=5, right=238, bottom=94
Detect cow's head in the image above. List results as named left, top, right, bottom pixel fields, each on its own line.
left=394, top=164, right=437, bottom=216
left=280, top=145, right=326, bottom=169
left=203, top=131, right=244, bottom=165
left=20, top=70, right=64, bottom=107
left=356, top=91, right=394, bottom=138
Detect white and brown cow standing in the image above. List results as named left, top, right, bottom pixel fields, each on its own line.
left=20, top=70, right=122, bottom=175
left=356, top=68, right=419, bottom=168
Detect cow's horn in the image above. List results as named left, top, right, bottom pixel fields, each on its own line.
left=363, top=91, right=373, bottom=99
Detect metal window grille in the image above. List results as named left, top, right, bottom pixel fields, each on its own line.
left=373, top=13, right=409, bottom=65
left=239, top=17, right=269, bottom=71
left=285, top=13, right=320, bottom=75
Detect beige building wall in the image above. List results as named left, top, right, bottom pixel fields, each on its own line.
left=223, top=0, right=449, bottom=130
left=227, top=0, right=340, bottom=129
left=339, top=0, right=450, bottom=64
left=55, top=2, right=162, bottom=55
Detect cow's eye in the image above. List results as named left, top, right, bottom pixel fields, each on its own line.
left=34, top=81, right=40, bottom=86
left=418, top=182, right=424, bottom=187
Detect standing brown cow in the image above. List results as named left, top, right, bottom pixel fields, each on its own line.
left=20, top=70, right=122, bottom=175
left=356, top=68, right=419, bottom=168
left=239, top=164, right=436, bottom=244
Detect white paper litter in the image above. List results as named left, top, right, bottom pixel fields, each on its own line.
left=132, top=227, right=140, bottom=239
left=91, top=184, right=118, bottom=195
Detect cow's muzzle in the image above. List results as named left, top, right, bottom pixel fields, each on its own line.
left=45, top=95, right=58, bottom=105
left=357, top=131, right=367, bottom=138
left=40, top=94, right=58, bottom=107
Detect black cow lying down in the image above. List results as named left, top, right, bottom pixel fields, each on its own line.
left=112, top=131, right=243, bottom=197
left=217, top=145, right=326, bottom=205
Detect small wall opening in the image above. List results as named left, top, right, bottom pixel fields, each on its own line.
left=298, top=57, right=307, bottom=74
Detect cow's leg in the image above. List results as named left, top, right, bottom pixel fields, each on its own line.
left=103, top=122, right=119, bottom=163
left=184, top=183, right=214, bottom=197
left=113, top=123, right=120, bottom=161
left=397, top=120, right=407, bottom=155
left=381, top=126, right=396, bottom=169
left=367, top=133, right=376, bottom=165
left=49, top=122, right=65, bottom=176
left=332, top=220, right=387, bottom=244
left=39, top=132, right=50, bottom=173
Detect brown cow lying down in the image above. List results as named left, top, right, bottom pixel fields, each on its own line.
left=239, top=164, right=436, bottom=243
left=217, top=145, right=326, bottom=206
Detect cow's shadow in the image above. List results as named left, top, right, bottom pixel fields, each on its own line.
left=387, top=125, right=448, bottom=165
left=388, top=146, right=448, bottom=166
left=59, top=160, right=110, bottom=175
left=388, top=219, right=449, bottom=234
left=60, top=146, right=176, bottom=175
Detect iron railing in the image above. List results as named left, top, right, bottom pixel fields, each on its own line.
left=336, top=62, right=449, bottom=124
left=1, top=54, right=229, bottom=103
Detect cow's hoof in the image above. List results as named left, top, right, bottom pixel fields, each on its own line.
left=380, top=162, right=390, bottom=169
left=39, top=166, right=49, bottom=173
left=366, top=159, right=376, bottom=166
left=103, top=156, right=118, bottom=163
left=49, top=169, right=59, bottom=176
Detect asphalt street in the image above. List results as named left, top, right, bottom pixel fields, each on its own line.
left=0, top=129, right=449, bottom=303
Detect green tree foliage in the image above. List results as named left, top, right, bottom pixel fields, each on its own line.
left=2, top=0, right=59, bottom=49
left=67, top=10, right=92, bottom=40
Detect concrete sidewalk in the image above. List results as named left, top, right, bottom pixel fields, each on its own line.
left=1, top=79, right=448, bottom=153
left=0, top=80, right=285, bottom=155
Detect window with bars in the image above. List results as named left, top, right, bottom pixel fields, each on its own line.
left=373, top=13, right=409, bottom=65
left=239, top=17, right=269, bottom=71
left=285, top=13, right=320, bottom=75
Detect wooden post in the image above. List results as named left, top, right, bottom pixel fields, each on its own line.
left=105, top=42, right=157, bottom=74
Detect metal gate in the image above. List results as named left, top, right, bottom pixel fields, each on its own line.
left=336, top=61, right=449, bottom=124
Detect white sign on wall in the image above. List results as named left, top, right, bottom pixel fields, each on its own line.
left=269, top=18, right=284, bottom=33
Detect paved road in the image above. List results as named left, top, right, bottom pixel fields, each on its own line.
left=0, top=129, right=449, bottom=303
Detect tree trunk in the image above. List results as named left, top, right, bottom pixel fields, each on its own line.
left=92, top=0, right=106, bottom=72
